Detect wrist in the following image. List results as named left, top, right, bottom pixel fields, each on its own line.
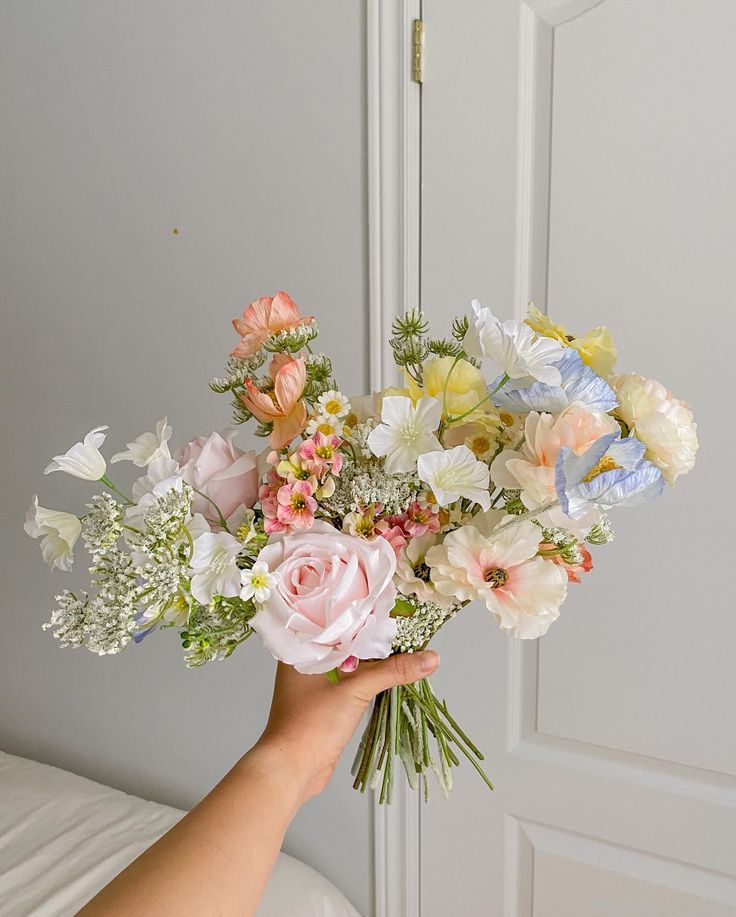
left=235, top=739, right=315, bottom=811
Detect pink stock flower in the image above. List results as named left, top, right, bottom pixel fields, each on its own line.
left=276, top=480, right=317, bottom=529
left=259, top=474, right=288, bottom=535
left=231, top=291, right=314, bottom=358
left=298, top=432, right=344, bottom=477
left=250, top=522, right=397, bottom=674
left=176, top=431, right=259, bottom=527
left=239, top=353, right=307, bottom=450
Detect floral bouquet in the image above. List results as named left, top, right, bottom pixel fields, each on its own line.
left=25, top=292, right=698, bottom=802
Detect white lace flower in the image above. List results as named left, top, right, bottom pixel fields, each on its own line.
left=189, top=531, right=242, bottom=605
left=466, top=300, right=566, bottom=386
left=240, top=560, right=276, bottom=604
left=317, top=390, right=351, bottom=419
left=111, top=418, right=172, bottom=467
left=44, top=425, right=108, bottom=480
left=417, top=445, right=491, bottom=510
left=367, top=396, right=442, bottom=474
left=24, top=496, right=81, bottom=571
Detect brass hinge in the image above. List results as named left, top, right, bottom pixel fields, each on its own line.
left=412, top=19, right=424, bottom=84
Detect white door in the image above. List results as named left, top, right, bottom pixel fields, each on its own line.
left=417, top=1, right=736, bottom=914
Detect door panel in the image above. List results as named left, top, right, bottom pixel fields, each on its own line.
left=419, top=1, right=736, bottom=914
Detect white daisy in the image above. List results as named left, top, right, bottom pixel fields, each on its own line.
left=240, top=561, right=276, bottom=605
left=317, top=390, right=351, bottom=419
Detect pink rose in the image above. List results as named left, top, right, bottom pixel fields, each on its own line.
left=176, top=431, right=259, bottom=525
left=251, top=522, right=398, bottom=674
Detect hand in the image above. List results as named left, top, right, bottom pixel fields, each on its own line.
left=247, top=651, right=441, bottom=804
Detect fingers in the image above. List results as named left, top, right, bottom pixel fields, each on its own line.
left=350, top=651, right=440, bottom=700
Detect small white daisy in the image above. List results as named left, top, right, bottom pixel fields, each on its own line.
left=306, top=413, right=344, bottom=437
left=317, top=390, right=351, bottom=419
left=240, top=561, right=276, bottom=605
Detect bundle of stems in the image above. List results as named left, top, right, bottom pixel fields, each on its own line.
left=351, top=676, right=493, bottom=803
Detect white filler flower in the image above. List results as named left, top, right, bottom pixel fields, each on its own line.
left=467, top=299, right=566, bottom=386
left=367, top=396, right=442, bottom=473
left=24, top=496, right=82, bottom=571
left=189, top=531, right=242, bottom=605
left=417, top=444, right=492, bottom=511
left=240, top=560, right=276, bottom=605
left=111, top=418, right=172, bottom=467
left=44, top=425, right=108, bottom=480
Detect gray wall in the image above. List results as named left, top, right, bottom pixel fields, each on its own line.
left=0, top=2, right=371, bottom=913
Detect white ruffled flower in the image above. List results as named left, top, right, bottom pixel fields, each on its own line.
left=466, top=300, right=566, bottom=386
left=614, top=373, right=698, bottom=484
left=417, top=445, right=491, bottom=511
left=111, top=418, right=172, bottom=467
left=240, top=560, right=276, bottom=605
left=44, top=425, right=108, bottom=480
left=426, top=516, right=568, bottom=638
left=189, top=531, right=242, bottom=605
left=24, top=496, right=82, bottom=571
left=367, top=395, right=442, bottom=474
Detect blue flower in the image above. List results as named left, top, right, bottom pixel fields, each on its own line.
left=492, top=349, right=617, bottom=415
left=555, top=432, right=664, bottom=519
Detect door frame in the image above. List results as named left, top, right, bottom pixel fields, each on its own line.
left=366, top=2, right=422, bottom=915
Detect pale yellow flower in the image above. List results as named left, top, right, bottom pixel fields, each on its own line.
left=570, top=326, right=618, bottom=379
left=525, top=304, right=569, bottom=344
left=411, top=356, right=497, bottom=425
left=526, top=303, right=617, bottom=379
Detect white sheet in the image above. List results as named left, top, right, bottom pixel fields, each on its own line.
left=0, top=751, right=362, bottom=917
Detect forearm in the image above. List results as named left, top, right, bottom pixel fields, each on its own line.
left=78, top=746, right=303, bottom=917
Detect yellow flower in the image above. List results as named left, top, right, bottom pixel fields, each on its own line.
left=527, top=303, right=617, bottom=379
left=570, top=325, right=617, bottom=378
left=525, top=304, right=570, bottom=344
left=412, top=356, right=498, bottom=425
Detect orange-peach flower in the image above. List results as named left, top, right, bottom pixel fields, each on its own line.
left=239, top=354, right=307, bottom=449
left=231, top=291, right=314, bottom=358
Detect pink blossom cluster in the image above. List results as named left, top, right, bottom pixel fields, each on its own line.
left=260, top=432, right=343, bottom=534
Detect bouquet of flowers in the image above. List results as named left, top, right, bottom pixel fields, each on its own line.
left=25, top=292, right=698, bottom=802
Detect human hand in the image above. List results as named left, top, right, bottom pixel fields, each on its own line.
left=247, top=652, right=440, bottom=805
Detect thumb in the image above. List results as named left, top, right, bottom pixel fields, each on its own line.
left=351, top=651, right=440, bottom=700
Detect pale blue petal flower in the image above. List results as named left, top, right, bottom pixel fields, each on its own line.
left=555, top=433, right=664, bottom=519
left=492, top=349, right=617, bottom=415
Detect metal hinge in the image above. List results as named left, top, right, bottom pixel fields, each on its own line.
left=412, top=19, right=424, bottom=84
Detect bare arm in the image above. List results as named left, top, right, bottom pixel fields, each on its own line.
left=77, top=650, right=439, bottom=917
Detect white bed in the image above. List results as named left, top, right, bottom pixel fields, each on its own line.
left=0, top=751, right=362, bottom=917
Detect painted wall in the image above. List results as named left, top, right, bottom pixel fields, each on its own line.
left=0, top=2, right=371, bottom=913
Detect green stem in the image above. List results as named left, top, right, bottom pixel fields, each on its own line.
left=100, top=475, right=134, bottom=505
left=444, top=373, right=509, bottom=427
left=191, top=488, right=231, bottom=533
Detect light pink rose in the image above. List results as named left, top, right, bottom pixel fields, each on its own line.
left=176, top=431, right=259, bottom=525
left=251, top=522, right=398, bottom=674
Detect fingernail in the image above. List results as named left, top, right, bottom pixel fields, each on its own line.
left=419, top=650, right=440, bottom=674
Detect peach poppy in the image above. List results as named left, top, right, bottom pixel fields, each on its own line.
left=231, top=291, right=314, bottom=358
left=239, top=354, right=307, bottom=449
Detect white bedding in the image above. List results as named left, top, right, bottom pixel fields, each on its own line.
left=0, top=751, right=361, bottom=917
